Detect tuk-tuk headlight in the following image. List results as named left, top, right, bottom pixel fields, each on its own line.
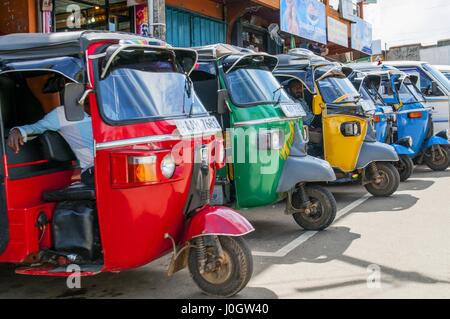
left=341, top=122, right=361, bottom=137
left=161, top=155, right=176, bottom=178
left=397, top=136, right=413, bottom=148
left=258, top=129, right=284, bottom=150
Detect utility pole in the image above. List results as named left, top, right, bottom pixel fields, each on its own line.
left=148, top=0, right=166, bottom=41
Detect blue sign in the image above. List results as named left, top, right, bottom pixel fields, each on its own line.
left=280, top=0, right=327, bottom=44
left=351, top=17, right=373, bottom=55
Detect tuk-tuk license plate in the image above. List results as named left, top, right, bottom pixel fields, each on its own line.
left=175, top=116, right=222, bottom=136
left=280, top=103, right=306, bottom=118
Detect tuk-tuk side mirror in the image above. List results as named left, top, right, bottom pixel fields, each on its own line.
left=312, top=95, right=324, bottom=115
left=64, top=83, right=86, bottom=121
left=217, top=89, right=229, bottom=114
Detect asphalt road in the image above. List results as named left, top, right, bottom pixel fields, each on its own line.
left=0, top=166, right=449, bottom=299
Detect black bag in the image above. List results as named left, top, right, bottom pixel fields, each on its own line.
left=52, top=201, right=101, bottom=260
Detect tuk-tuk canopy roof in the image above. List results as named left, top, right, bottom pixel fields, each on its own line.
left=193, top=44, right=255, bottom=61
left=276, top=49, right=332, bottom=70
left=0, top=31, right=166, bottom=64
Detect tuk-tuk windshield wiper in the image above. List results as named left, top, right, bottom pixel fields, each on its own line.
left=318, top=76, right=360, bottom=104
left=225, top=68, right=292, bottom=106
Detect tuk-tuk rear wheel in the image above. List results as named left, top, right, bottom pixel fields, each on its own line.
left=424, top=146, right=450, bottom=171
left=365, top=162, right=400, bottom=197
left=395, top=155, right=414, bottom=182
left=188, top=236, right=253, bottom=297
left=292, top=185, right=337, bottom=231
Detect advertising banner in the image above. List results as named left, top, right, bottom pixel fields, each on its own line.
left=280, top=0, right=327, bottom=44
left=327, top=17, right=348, bottom=47
left=351, top=17, right=373, bottom=55
left=135, top=4, right=150, bottom=37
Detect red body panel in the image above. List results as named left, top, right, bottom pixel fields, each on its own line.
left=0, top=170, right=74, bottom=263
left=182, top=206, right=255, bottom=242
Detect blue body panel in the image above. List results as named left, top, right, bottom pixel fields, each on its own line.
left=425, top=136, right=450, bottom=149
left=396, top=103, right=429, bottom=154
left=392, top=143, right=415, bottom=156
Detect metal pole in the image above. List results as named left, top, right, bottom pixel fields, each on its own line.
left=148, top=0, right=165, bottom=40
left=148, top=0, right=154, bottom=37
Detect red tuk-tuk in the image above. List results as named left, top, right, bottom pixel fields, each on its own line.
left=0, top=32, right=254, bottom=297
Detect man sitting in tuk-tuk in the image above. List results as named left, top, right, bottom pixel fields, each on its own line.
left=6, top=75, right=94, bottom=185
left=287, top=79, right=323, bottom=145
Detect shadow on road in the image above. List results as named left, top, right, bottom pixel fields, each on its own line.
left=412, top=167, right=450, bottom=178
left=356, top=194, right=419, bottom=213
left=398, top=179, right=435, bottom=191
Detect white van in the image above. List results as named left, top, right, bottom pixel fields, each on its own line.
left=435, top=65, right=450, bottom=81
left=384, top=61, right=450, bottom=134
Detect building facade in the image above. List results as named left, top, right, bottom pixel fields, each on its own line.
left=0, top=0, right=372, bottom=59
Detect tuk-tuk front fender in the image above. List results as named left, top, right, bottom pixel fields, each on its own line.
left=392, top=143, right=415, bottom=156
left=356, top=142, right=399, bottom=169
left=425, top=136, right=450, bottom=149
left=182, top=206, right=254, bottom=243
left=276, top=155, right=336, bottom=193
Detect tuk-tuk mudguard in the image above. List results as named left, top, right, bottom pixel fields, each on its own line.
left=356, top=142, right=399, bottom=169
left=392, top=143, right=415, bottom=156
left=424, top=136, right=450, bottom=149
left=276, top=155, right=336, bottom=193
left=182, top=206, right=254, bottom=243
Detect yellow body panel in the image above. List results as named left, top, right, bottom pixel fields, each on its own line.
left=322, top=114, right=368, bottom=172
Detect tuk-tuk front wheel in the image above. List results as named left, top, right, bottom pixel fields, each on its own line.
left=364, top=162, right=400, bottom=197
left=291, top=185, right=337, bottom=231
left=188, top=236, right=253, bottom=297
left=424, top=145, right=450, bottom=171
left=395, top=155, right=414, bottom=182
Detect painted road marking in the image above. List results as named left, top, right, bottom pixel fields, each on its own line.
left=252, top=194, right=371, bottom=258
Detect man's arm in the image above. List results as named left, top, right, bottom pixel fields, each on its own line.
left=7, top=108, right=61, bottom=154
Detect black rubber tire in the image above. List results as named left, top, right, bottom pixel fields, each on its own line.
left=396, top=155, right=414, bottom=182
left=424, top=146, right=450, bottom=171
left=292, top=184, right=337, bottom=231
left=365, top=162, right=400, bottom=197
left=188, top=236, right=253, bottom=298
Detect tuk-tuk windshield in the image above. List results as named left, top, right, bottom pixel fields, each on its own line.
left=98, top=49, right=207, bottom=122
left=397, top=78, right=425, bottom=104
left=225, top=68, right=294, bottom=106
left=317, top=76, right=360, bottom=104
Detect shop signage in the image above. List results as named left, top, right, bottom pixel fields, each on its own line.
left=327, top=17, right=348, bottom=47
left=280, top=0, right=327, bottom=44
left=351, top=17, right=373, bottom=55
left=340, top=0, right=358, bottom=23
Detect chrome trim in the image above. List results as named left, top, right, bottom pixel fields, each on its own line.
left=233, top=116, right=301, bottom=127
left=96, top=131, right=220, bottom=150
left=96, top=134, right=179, bottom=150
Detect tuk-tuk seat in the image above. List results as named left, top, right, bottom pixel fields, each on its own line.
left=43, top=182, right=95, bottom=202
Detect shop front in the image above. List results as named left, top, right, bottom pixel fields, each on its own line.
left=40, top=0, right=226, bottom=47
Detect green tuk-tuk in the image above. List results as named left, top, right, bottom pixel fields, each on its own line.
left=190, top=44, right=337, bottom=231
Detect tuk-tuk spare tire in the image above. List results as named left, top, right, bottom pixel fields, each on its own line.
left=188, top=236, right=253, bottom=297
left=365, top=162, right=400, bottom=197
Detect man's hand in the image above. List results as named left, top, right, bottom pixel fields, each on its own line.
left=7, top=128, right=25, bottom=154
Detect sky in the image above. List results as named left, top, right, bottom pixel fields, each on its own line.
left=364, top=0, right=450, bottom=49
